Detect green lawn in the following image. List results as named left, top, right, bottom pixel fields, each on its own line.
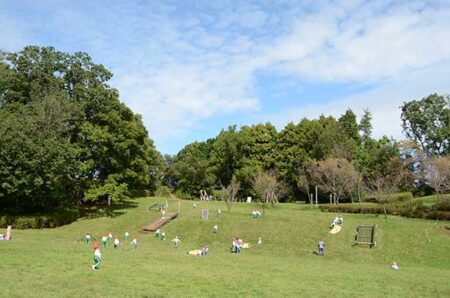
left=1, top=198, right=449, bottom=297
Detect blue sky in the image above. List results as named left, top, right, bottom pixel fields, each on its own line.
left=1, top=0, right=450, bottom=154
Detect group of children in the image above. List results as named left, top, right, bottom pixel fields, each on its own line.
left=85, top=231, right=138, bottom=270
left=252, top=210, right=262, bottom=219
left=329, top=215, right=344, bottom=228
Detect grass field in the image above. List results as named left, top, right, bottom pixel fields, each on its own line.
left=1, top=197, right=449, bottom=297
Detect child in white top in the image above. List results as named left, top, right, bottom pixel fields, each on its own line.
left=213, top=224, right=218, bottom=233
left=108, top=232, right=113, bottom=242
left=161, top=230, right=166, bottom=240
left=172, top=236, right=181, bottom=248
left=131, top=238, right=137, bottom=249
left=124, top=231, right=129, bottom=242
left=391, top=262, right=399, bottom=270
left=114, top=238, right=120, bottom=250
left=102, top=234, right=108, bottom=248
left=155, top=228, right=160, bottom=238
left=257, top=237, right=262, bottom=245
left=85, top=233, right=91, bottom=244
left=92, top=243, right=102, bottom=270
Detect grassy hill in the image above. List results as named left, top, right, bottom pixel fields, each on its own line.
left=1, top=197, right=449, bottom=297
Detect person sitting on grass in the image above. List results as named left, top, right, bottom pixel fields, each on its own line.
left=85, top=233, right=91, bottom=244
left=172, top=236, right=181, bottom=248
left=213, top=224, right=218, bottom=233
left=257, top=237, right=262, bottom=245
left=124, top=231, right=129, bottom=242
left=155, top=228, right=160, bottom=239
left=161, top=230, right=166, bottom=241
left=114, top=238, right=120, bottom=250
left=102, top=234, right=108, bottom=248
left=391, top=261, right=400, bottom=270
left=131, top=237, right=138, bottom=250
left=92, top=242, right=102, bottom=270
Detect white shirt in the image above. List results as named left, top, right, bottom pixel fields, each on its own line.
left=94, top=248, right=102, bottom=258
left=114, top=239, right=120, bottom=245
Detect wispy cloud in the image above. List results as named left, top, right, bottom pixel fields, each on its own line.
left=0, top=0, right=449, bottom=153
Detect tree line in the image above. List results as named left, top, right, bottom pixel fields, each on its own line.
left=163, top=96, right=449, bottom=204
left=0, top=46, right=448, bottom=213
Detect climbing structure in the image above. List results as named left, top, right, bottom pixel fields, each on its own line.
left=354, top=224, right=377, bottom=247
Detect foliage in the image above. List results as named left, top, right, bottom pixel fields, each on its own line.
left=0, top=46, right=161, bottom=211
left=401, top=93, right=450, bottom=156
left=307, top=158, right=359, bottom=204
left=251, top=170, right=290, bottom=210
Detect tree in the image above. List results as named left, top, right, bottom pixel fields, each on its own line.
left=422, top=156, right=450, bottom=202
left=307, top=158, right=359, bottom=204
left=251, top=170, right=290, bottom=212
left=401, top=94, right=450, bottom=156
left=0, top=46, right=161, bottom=210
left=366, top=157, right=406, bottom=217
left=338, top=108, right=361, bottom=144
left=217, top=175, right=240, bottom=211
left=359, top=109, right=373, bottom=146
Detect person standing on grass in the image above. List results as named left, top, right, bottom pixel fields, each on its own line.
left=318, top=239, right=325, bottom=256
left=114, top=238, right=120, bottom=250
left=85, top=233, right=91, bottom=244
left=102, top=234, right=108, bottom=248
left=213, top=224, right=218, bottom=233
left=92, top=242, right=102, bottom=270
left=131, top=237, right=138, bottom=249
left=108, top=232, right=113, bottom=243
left=161, top=230, right=166, bottom=241
left=124, top=231, right=129, bottom=242
left=172, top=236, right=181, bottom=248
left=155, top=228, right=160, bottom=238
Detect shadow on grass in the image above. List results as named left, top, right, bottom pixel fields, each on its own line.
left=80, top=200, right=139, bottom=219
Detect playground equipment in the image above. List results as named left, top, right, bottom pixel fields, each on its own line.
left=142, top=212, right=178, bottom=232
left=147, top=203, right=165, bottom=212
left=354, top=224, right=377, bottom=247
left=329, top=225, right=342, bottom=234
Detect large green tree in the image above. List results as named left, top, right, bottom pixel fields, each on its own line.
left=401, top=94, right=450, bottom=156
left=0, top=46, right=161, bottom=211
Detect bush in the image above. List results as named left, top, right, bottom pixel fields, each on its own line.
left=128, top=189, right=154, bottom=198
left=364, top=192, right=413, bottom=203
left=0, top=208, right=79, bottom=229
left=154, top=186, right=173, bottom=198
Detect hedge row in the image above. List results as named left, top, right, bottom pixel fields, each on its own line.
left=319, top=199, right=450, bottom=221
left=0, top=209, right=79, bottom=229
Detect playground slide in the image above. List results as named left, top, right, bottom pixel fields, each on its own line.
left=329, top=225, right=342, bottom=234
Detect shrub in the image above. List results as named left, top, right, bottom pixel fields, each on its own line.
left=128, top=189, right=154, bottom=198
left=0, top=208, right=79, bottom=229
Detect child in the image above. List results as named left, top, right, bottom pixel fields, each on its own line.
left=161, top=208, right=166, bottom=221
left=193, top=203, right=197, bottom=208
left=114, top=238, right=120, bottom=250
left=201, top=245, right=208, bottom=256
left=252, top=211, right=257, bottom=219
left=161, top=230, right=166, bottom=241
left=213, top=224, right=218, bottom=233
left=85, top=233, right=91, bottom=244
left=92, top=242, right=101, bottom=270
left=257, top=237, right=262, bottom=245
left=108, top=232, right=113, bottom=242
left=172, top=236, right=181, bottom=248
left=391, top=261, right=399, bottom=270
left=131, top=237, right=138, bottom=249
left=318, top=239, right=325, bottom=256
left=124, top=231, right=129, bottom=242
left=102, top=234, right=108, bottom=248
left=155, top=228, right=160, bottom=239
left=217, top=209, right=222, bottom=217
